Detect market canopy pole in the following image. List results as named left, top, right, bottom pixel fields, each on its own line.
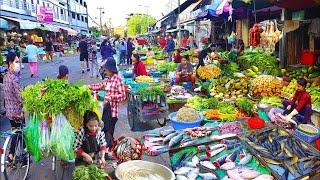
left=178, top=0, right=181, bottom=42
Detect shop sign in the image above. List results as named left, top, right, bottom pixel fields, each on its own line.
left=292, top=10, right=304, bottom=21
left=37, top=5, right=54, bottom=23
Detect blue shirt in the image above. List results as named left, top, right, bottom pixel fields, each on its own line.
left=25, top=44, right=38, bottom=62
left=120, top=42, right=127, bottom=51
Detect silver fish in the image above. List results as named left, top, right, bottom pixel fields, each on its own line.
left=174, top=166, right=194, bottom=175
left=183, top=161, right=197, bottom=168
left=210, top=133, right=237, bottom=141
left=163, top=132, right=179, bottom=144
left=227, top=169, right=244, bottom=180
left=207, top=147, right=226, bottom=158
left=199, top=172, right=218, bottom=180
left=169, top=134, right=184, bottom=147
left=176, top=175, right=188, bottom=180
left=200, top=161, right=216, bottom=171
left=187, top=168, right=199, bottom=180
left=220, top=162, right=236, bottom=170
left=207, top=144, right=226, bottom=151
left=238, top=154, right=252, bottom=165
left=191, top=155, right=200, bottom=166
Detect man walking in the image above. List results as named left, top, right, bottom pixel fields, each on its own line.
left=165, top=36, right=175, bottom=62
left=127, top=38, right=135, bottom=65
left=45, top=38, right=54, bottom=61
left=78, top=36, right=89, bottom=73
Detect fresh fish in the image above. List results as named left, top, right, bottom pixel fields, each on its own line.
left=180, top=140, right=198, bottom=147
left=263, top=157, right=281, bottom=165
left=176, top=175, right=188, bottom=180
left=168, top=133, right=184, bottom=148
left=191, top=155, right=200, bottom=166
left=174, top=167, right=194, bottom=175
left=163, top=132, right=179, bottom=144
left=160, top=129, right=175, bottom=136
left=180, top=137, right=192, bottom=144
left=144, top=137, right=164, bottom=143
left=253, top=174, right=274, bottom=180
left=239, top=169, right=261, bottom=179
left=199, top=172, right=217, bottom=180
left=199, top=161, right=216, bottom=171
left=143, top=132, right=160, bottom=137
left=199, top=154, right=208, bottom=161
left=148, top=146, right=169, bottom=156
left=226, top=143, right=242, bottom=150
left=226, top=150, right=239, bottom=162
left=187, top=168, right=199, bottom=180
left=220, top=162, right=236, bottom=170
left=238, top=154, right=252, bottom=165
left=210, top=133, right=237, bottom=141
left=206, top=147, right=226, bottom=158
left=221, top=139, right=238, bottom=145
left=197, top=145, right=207, bottom=152
left=173, top=151, right=195, bottom=170
left=183, top=161, right=197, bottom=168
left=227, top=169, right=244, bottom=180
left=207, top=144, right=226, bottom=151
left=213, top=154, right=228, bottom=168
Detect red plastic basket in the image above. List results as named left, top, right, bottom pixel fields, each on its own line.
left=300, top=50, right=316, bottom=66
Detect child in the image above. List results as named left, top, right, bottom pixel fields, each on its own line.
left=74, top=111, right=107, bottom=166
left=57, top=65, right=69, bottom=80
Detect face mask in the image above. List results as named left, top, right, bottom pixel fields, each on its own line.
left=13, top=62, right=21, bottom=72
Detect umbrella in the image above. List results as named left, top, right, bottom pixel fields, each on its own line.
left=275, top=0, right=319, bottom=10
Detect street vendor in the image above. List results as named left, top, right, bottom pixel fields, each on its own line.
left=74, top=110, right=108, bottom=166
left=196, top=43, right=219, bottom=69
left=283, top=78, right=312, bottom=124
left=176, top=55, right=195, bottom=87
left=173, top=49, right=182, bottom=63
left=89, top=58, right=126, bottom=147
left=132, top=53, right=148, bottom=78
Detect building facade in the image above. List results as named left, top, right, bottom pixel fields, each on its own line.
left=0, top=0, right=88, bottom=32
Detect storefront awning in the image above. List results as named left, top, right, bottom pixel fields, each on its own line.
left=57, top=26, right=77, bottom=36
left=0, top=18, right=9, bottom=29
left=178, top=0, right=202, bottom=24
left=2, top=16, right=41, bottom=30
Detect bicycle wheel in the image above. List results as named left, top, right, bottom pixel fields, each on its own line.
left=5, top=133, right=30, bottom=180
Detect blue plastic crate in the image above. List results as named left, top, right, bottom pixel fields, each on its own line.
left=295, top=128, right=320, bottom=143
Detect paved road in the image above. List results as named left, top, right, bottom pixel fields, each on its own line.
left=0, top=54, right=170, bottom=180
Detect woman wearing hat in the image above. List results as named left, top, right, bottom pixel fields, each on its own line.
left=89, top=58, right=126, bottom=146
left=283, top=78, right=312, bottom=124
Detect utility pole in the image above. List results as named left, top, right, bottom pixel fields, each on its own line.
left=67, top=0, right=72, bottom=28
left=178, top=0, right=181, bottom=42
left=97, top=7, right=104, bottom=31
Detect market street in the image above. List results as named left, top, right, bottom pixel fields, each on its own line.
left=0, top=54, right=170, bottom=179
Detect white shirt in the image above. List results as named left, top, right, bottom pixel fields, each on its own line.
left=25, top=44, right=39, bottom=62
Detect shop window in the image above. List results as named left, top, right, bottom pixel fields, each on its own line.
left=81, top=16, right=84, bottom=22
left=85, top=17, right=88, bottom=23
left=42, top=2, right=45, bottom=7
left=56, top=7, right=59, bottom=19
left=37, top=0, right=39, bottom=4
left=77, top=14, right=80, bottom=20
left=72, top=12, right=75, bottom=19
left=84, top=2, right=87, bottom=8
left=80, top=0, right=82, bottom=5
left=60, top=9, right=63, bottom=15
left=15, top=0, right=19, bottom=9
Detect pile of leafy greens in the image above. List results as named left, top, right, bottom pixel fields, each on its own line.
left=22, top=79, right=98, bottom=118
left=72, top=165, right=108, bottom=180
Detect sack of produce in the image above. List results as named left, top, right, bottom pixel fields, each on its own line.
left=24, top=113, right=42, bottom=162
left=39, top=121, right=51, bottom=158
left=50, top=114, right=75, bottom=161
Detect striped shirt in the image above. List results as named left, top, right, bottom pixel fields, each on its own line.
left=3, top=72, right=22, bottom=120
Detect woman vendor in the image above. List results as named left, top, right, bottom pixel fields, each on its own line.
left=173, top=49, right=182, bottom=63
left=196, top=43, right=219, bottom=69
left=132, top=53, right=147, bottom=78
left=89, top=58, right=126, bottom=147
left=283, top=78, right=312, bottom=124
left=176, top=55, right=195, bottom=87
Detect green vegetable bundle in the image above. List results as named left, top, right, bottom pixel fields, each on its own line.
left=0, top=54, right=4, bottom=66
left=186, top=96, right=219, bottom=110
left=260, top=96, right=283, bottom=107
left=22, top=79, right=99, bottom=120
left=220, top=62, right=240, bottom=77
left=217, top=102, right=237, bottom=114
left=137, top=86, right=164, bottom=102
left=235, top=97, right=254, bottom=116
left=156, top=62, right=177, bottom=72
left=306, top=86, right=320, bottom=110
left=72, top=165, right=108, bottom=180
left=237, top=49, right=281, bottom=76
left=220, top=50, right=237, bottom=62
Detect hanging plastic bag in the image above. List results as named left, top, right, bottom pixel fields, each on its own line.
left=24, top=113, right=41, bottom=162
left=39, top=120, right=50, bottom=158
left=50, top=113, right=75, bottom=161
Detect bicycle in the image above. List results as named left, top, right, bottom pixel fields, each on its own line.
left=0, top=119, right=30, bottom=180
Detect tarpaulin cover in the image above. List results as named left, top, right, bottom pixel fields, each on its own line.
left=0, top=18, right=9, bottom=29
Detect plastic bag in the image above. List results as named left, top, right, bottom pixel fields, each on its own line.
left=24, top=113, right=41, bottom=162
left=39, top=120, right=50, bottom=158
left=50, top=113, right=75, bottom=161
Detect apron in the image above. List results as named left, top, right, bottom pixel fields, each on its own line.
left=102, top=102, right=114, bottom=148
left=75, top=132, right=100, bottom=166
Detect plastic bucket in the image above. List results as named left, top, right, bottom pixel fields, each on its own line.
left=168, top=112, right=203, bottom=130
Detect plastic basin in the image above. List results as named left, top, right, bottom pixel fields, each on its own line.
left=168, top=112, right=203, bottom=130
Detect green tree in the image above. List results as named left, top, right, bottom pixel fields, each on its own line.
left=127, top=14, right=156, bottom=37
